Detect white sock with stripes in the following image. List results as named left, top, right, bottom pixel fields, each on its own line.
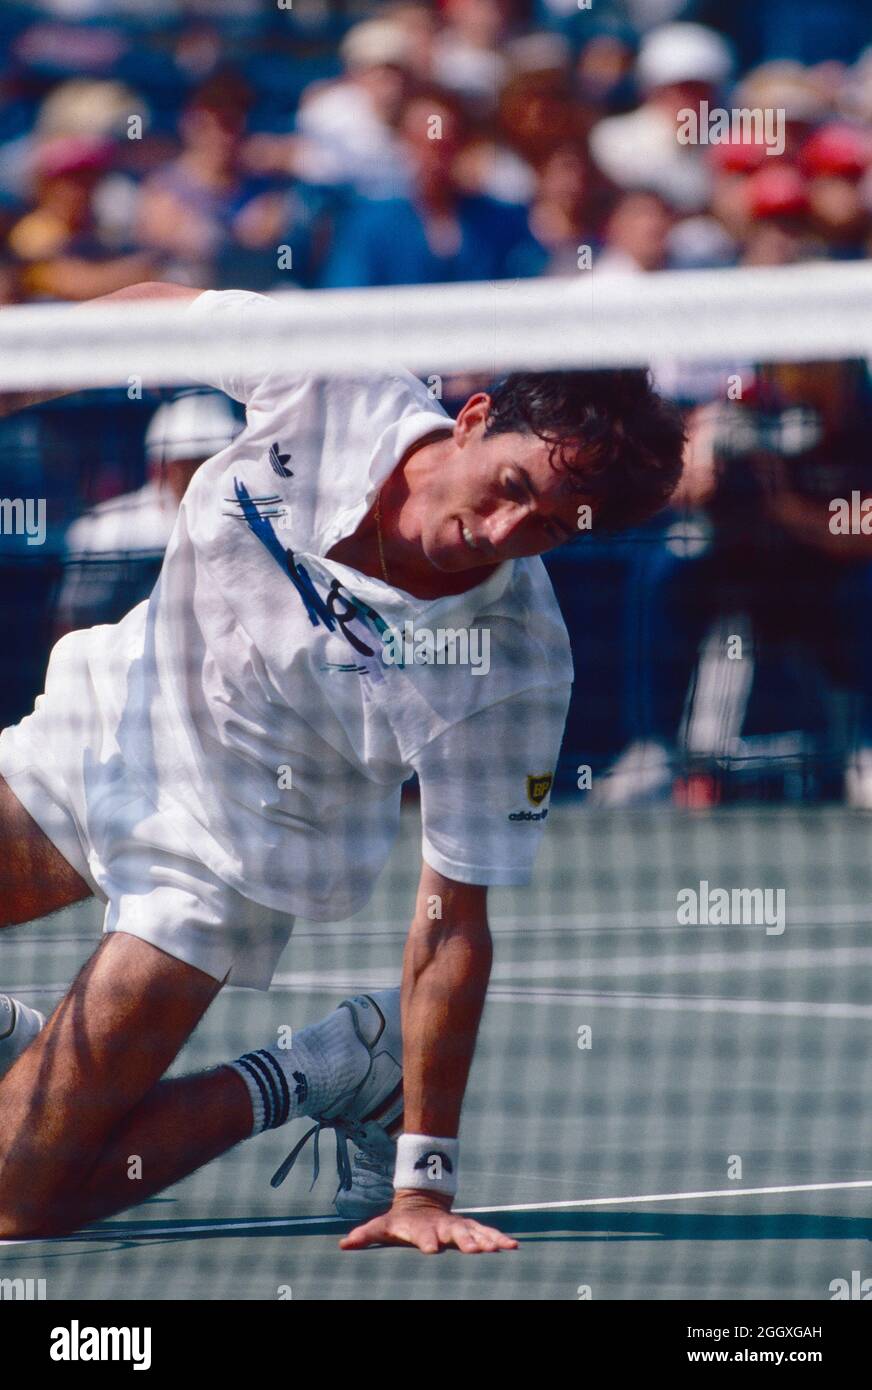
left=228, top=1003, right=370, bottom=1135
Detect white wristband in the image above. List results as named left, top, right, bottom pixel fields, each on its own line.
left=394, top=1134, right=459, bottom=1197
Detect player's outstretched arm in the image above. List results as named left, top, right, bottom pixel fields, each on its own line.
left=340, top=864, right=518, bottom=1255
left=0, top=282, right=203, bottom=419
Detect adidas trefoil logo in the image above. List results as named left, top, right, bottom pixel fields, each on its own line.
left=269, top=442, right=293, bottom=478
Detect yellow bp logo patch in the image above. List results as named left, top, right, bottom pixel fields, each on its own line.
left=526, top=773, right=553, bottom=807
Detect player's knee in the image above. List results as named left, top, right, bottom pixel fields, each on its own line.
left=0, top=1162, right=58, bottom=1238
left=0, top=1132, right=86, bottom=1238
left=0, top=1207, right=40, bottom=1239
left=0, top=1198, right=69, bottom=1239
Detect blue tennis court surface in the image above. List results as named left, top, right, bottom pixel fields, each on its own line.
left=2, top=804, right=871, bottom=1300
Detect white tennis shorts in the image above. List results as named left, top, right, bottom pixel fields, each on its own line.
left=0, top=632, right=295, bottom=991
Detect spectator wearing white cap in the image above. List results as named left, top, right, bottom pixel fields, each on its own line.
left=291, top=18, right=416, bottom=198
left=432, top=0, right=516, bottom=113
left=589, top=22, right=734, bottom=213
left=54, top=390, right=241, bottom=636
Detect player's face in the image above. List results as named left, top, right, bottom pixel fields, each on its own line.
left=421, top=393, right=587, bottom=572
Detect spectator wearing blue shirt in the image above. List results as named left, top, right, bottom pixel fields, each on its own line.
left=322, top=88, right=540, bottom=287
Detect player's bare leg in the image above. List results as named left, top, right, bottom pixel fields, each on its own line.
left=0, top=778, right=400, bottom=1237
left=0, top=929, right=400, bottom=1237
left=0, top=775, right=93, bottom=927
left=0, top=770, right=257, bottom=1231
left=0, top=932, right=230, bottom=1236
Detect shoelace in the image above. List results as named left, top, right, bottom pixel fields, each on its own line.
left=350, top=1149, right=387, bottom=1177
left=270, top=1115, right=370, bottom=1196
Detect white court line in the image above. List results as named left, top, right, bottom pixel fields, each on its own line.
left=3, top=1178, right=871, bottom=1246
left=461, top=1177, right=872, bottom=1215
left=13, top=899, right=872, bottom=948
left=487, top=945, right=872, bottom=981
left=264, top=944, right=872, bottom=993
left=485, top=987, right=872, bottom=1019
left=10, top=976, right=871, bottom=1020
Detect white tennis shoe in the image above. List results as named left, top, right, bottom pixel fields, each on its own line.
left=334, top=1129, right=398, bottom=1221
left=270, top=990, right=402, bottom=1217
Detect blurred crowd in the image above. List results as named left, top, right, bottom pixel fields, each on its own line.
left=0, top=0, right=871, bottom=302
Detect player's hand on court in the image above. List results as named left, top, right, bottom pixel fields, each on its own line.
left=339, top=1192, right=518, bottom=1254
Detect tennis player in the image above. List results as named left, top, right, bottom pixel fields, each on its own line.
left=0, top=283, right=684, bottom=1253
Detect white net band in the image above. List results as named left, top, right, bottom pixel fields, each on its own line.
left=0, top=262, right=870, bottom=392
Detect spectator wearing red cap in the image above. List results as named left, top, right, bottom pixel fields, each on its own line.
left=741, top=165, right=817, bottom=266
left=800, top=124, right=872, bottom=258
left=706, top=134, right=770, bottom=246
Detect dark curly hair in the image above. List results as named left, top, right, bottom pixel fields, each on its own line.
left=483, top=369, right=686, bottom=532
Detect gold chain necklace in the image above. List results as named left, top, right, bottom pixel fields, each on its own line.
left=374, top=490, right=390, bottom=585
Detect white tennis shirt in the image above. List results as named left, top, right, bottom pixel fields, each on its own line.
left=93, top=290, right=573, bottom=918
